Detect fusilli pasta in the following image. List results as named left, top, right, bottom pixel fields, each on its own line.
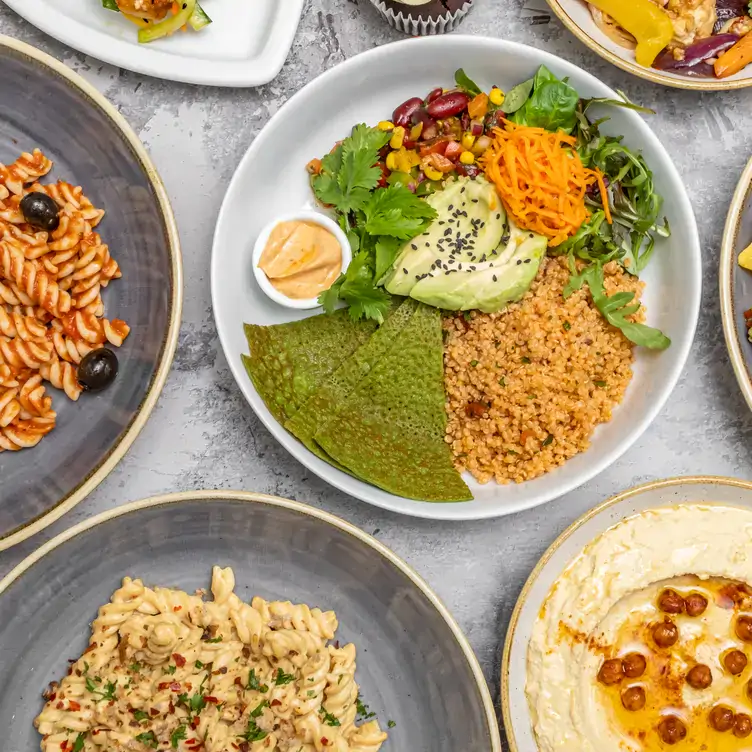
left=0, top=150, right=130, bottom=451
left=34, top=567, right=389, bottom=752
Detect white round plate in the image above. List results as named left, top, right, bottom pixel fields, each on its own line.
left=3, top=0, right=304, bottom=87
left=211, top=35, right=701, bottom=521
left=502, top=476, right=752, bottom=751
left=547, top=0, right=752, bottom=91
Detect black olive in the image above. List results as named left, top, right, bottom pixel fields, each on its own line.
left=20, top=191, right=60, bottom=232
left=77, top=348, right=119, bottom=392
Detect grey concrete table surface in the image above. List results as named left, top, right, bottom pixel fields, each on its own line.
left=1, top=0, right=752, bottom=743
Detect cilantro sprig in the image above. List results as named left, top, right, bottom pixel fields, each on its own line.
left=311, top=124, right=437, bottom=323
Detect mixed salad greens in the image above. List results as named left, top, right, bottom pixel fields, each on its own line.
left=100, top=0, right=211, bottom=44
left=308, top=66, right=671, bottom=349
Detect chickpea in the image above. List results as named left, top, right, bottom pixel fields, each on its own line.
left=685, top=592, right=708, bottom=617
left=652, top=618, right=679, bottom=648
left=735, top=713, right=752, bottom=738
left=623, top=652, right=647, bottom=679
left=724, top=649, right=748, bottom=676
left=686, top=664, right=712, bottom=690
left=597, top=658, right=624, bottom=686
left=709, top=705, right=735, bottom=732
left=736, top=615, right=752, bottom=642
left=657, top=589, right=685, bottom=614
left=621, top=686, right=646, bottom=712
left=746, top=678, right=752, bottom=702
left=657, top=715, right=687, bottom=745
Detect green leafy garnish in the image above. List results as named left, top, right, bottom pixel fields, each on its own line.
left=311, top=124, right=436, bottom=323
left=356, top=694, right=376, bottom=720
left=542, top=434, right=553, bottom=447
left=85, top=677, right=117, bottom=702
left=274, top=667, right=295, bottom=686
left=240, top=704, right=269, bottom=742
left=454, top=68, right=482, bottom=96
left=511, top=66, right=578, bottom=133
left=320, top=706, right=341, bottom=727
left=251, top=700, right=269, bottom=718
left=177, top=690, right=206, bottom=719
left=194, top=660, right=205, bottom=670
left=388, top=720, right=397, bottom=728
left=164, top=664, right=177, bottom=675
left=133, top=709, right=150, bottom=723
left=246, top=669, right=269, bottom=693
left=170, top=725, right=186, bottom=749
left=72, top=733, right=86, bottom=752
left=563, top=263, right=670, bottom=349
left=135, top=731, right=158, bottom=749
left=129, top=662, right=141, bottom=673
left=205, top=636, right=223, bottom=643
left=101, top=0, right=120, bottom=10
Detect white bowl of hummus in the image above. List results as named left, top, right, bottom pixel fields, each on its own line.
left=252, top=210, right=352, bottom=309
left=503, top=476, right=752, bottom=752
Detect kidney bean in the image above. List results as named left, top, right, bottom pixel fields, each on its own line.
left=461, top=111, right=471, bottom=132
left=392, top=97, right=424, bottom=127
left=425, top=87, right=443, bottom=104
left=455, top=162, right=481, bottom=178
left=426, top=91, right=471, bottom=119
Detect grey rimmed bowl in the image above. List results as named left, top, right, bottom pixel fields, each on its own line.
left=0, top=490, right=502, bottom=752
left=0, top=35, right=182, bottom=550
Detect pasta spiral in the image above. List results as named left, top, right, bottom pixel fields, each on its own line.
left=34, top=567, right=389, bottom=752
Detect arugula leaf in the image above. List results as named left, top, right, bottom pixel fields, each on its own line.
left=274, top=667, right=296, bottom=686
left=135, top=731, right=158, bottom=749
left=72, top=733, right=86, bottom=752
left=246, top=668, right=269, bottom=693
left=500, top=77, right=534, bottom=114
left=454, top=68, right=482, bottom=96
left=170, top=725, right=186, bottom=749
left=563, top=262, right=670, bottom=349
left=511, top=65, right=578, bottom=133
left=320, top=706, right=341, bottom=727
left=364, top=184, right=437, bottom=239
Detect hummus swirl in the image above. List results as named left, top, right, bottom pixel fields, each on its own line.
left=526, top=505, right=752, bottom=752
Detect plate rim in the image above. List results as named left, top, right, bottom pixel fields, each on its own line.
left=211, top=33, right=701, bottom=521
left=720, top=155, right=752, bottom=413
left=0, top=34, right=183, bottom=552
left=545, top=0, right=752, bottom=91
left=2, top=0, right=304, bottom=87
left=0, top=488, right=503, bottom=752
left=499, top=474, right=752, bottom=752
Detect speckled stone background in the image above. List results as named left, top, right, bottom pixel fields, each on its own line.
left=1, top=0, right=752, bottom=745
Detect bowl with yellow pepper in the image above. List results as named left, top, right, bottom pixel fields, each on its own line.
left=547, top=0, right=752, bottom=90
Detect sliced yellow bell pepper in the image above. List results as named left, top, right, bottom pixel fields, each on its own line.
left=588, top=0, right=674, bottom=68
left=739, top=242, right=752, bottom=271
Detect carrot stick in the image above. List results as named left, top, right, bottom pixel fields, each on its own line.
left=714, top=33, right=752, bottom=78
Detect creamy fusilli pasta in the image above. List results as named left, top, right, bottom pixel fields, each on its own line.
left=34, top=566, right=389, bottom=752
left=0, top=149, right=129, bottom=451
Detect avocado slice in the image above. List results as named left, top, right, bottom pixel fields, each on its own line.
left=383, top=176, right=546, bottom=312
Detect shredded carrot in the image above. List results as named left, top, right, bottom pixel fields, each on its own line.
left=480, top=119, right=610, bottom=246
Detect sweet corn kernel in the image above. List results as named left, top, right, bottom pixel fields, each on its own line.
left=390, top=126, right=406, bottom=150
left=459, top=151, right=475, bottom=165
left=461, top=132, right=476, bottom=150
left=424, top=166, right=443, bottom=181
left=410, top=122, right=424, bottom=141
left=489, top=88, right=505, bottom=106
left=385, top=151, right=399, bottom=171
left=378, top=120, right=395, bottom=131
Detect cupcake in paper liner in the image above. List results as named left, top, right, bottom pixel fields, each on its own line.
left=371, top=0, right=474, bottom=35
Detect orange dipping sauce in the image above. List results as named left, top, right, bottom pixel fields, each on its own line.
left=258, top=220, right=342, bottom=300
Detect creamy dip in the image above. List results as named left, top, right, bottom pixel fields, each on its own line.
left=258, top=220, right=342, bottom=300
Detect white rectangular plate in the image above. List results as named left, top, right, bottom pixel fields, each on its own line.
left=4, top=0, right=304, bottom=86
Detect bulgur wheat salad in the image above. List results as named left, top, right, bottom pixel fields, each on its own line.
left=241, top=66, right=671, bottom=503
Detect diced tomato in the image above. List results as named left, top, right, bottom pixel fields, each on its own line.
left=419, top=139, right=449, bottom=158
left=204, top=696, right=219, bottom=704
left=172, top=653, right=186, bottom=667
left=68, top=701, right=81, bottom=712
left=444, top=140, right=462, bottom=160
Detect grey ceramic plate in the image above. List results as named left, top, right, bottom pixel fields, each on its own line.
left=0, top=490, right=501, bottom=751
left=0, top=36, right=182, bottom=550
left=721, top=155, right=752, bottom=412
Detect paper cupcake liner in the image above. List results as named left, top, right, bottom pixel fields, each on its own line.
left=370, top=1, right=474, bottom=36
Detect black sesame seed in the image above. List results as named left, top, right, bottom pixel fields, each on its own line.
left=448, top=204, right=454, bottom=211
left=493, top=275, right=497, bottom=282
left=403, top=268, right=408, bottom=274
left=461, top=186, right=466, bottom=193
left=425, top=242, right=430, bottom=247
left=516, top=259, right=522, bottom=265
left=411, top=244, right=417, bottom=250
left=471, top=199, right=479, bottom=203
left=529, top=233, right=534, bottom=238
left=444, top=228, right=452, bottom=236
left=524, top=258, right=531, bottom=263
left=496, top=213, right=501, bottom=220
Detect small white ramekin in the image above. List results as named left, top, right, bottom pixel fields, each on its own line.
left=252, top=210, right=351, bottom=310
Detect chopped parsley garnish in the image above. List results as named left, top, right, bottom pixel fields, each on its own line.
left=541, top=434, right=553, bottom=447
left=72, top=733, right=86, bottom=752
left=170, top=724, right=187, bottom=749
left=274, top=668, right=295, bottom=686
left=205, top=636, right=223, bottom=643
left=133, top=709, right=150, bottom=723
left=240, top=705, right=269, bottom=743
left=521, top=356, right=531, bottom=364
left=470, top=360, right=478, bottom=367
left=85, top=677, right=117, bottom=702
left=356, top=695, right=376, bottom=720
left=135, top=731, right=158, bottom=749
left=250, top=700, right=269, bottom=718
left=82, top=662, right=90, bottom=675
left=320, top=707, right=341, bottom=727
left=163, top=664, right=177, bottom=675
left=594, top=379, right=607, bottom=387
left=246, top=668, right=269, bottom=693
left=129, top=662, right=142, bottom=673
left=307, top=690, right=315, bottom=697
left=563, top=321, right=571, bottom=331
left=177, top=690, right=206, bottom=719
left=388, top=720, right=396, bottom=728
left=498, top=376, right=506, bottom=387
